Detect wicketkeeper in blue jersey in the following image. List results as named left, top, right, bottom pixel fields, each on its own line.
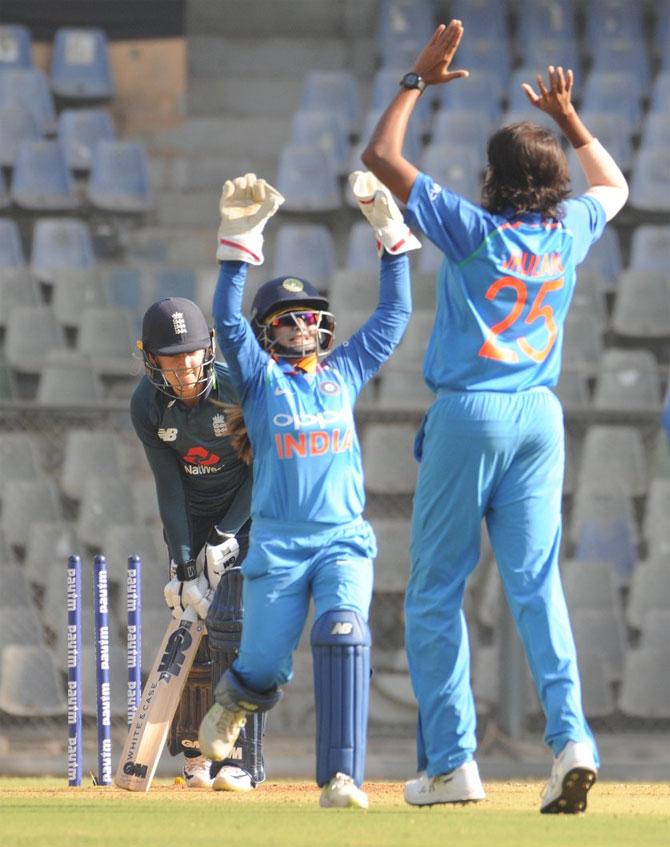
left=198, top=170, right=419, bottom=808
left=362, top=20, right=629, bottom=813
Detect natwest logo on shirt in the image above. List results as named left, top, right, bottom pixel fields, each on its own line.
left=181, top=446, right=222, bottom=475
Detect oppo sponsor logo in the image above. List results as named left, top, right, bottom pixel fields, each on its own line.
left=272, top=409, right=347, bottom=430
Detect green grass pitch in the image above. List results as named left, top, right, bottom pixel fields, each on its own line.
left=2, top=778, right=670, bottom=847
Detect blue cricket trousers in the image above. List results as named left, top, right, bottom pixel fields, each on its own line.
left=405, top=388, right=597, bottom=776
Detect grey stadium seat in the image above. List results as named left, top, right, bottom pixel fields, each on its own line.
left=368, top=517, right=411, bottom=592
left=611, top=271, right=670, bottom=340
left=61, top=429, right=123, bottom=501
left=1, top=479, right=61, bottom=549
left=0, top=645, right=65, bottom=716
left=619, top=649, right=670, bottom=718
left=593, top=348, right=661, bottom=413
left=576, top=425, right=647, bottom=499
left=362, top=423, right=418, bottom=495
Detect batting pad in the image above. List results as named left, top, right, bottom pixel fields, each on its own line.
left=311, top=609, right=371, bottom=787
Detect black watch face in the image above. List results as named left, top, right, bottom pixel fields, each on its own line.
left=403, top=73, right=420, bottom=88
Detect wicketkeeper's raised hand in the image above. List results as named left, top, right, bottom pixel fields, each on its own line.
left=349, top=170, right=421, bottom=257
left=216, top=172, right=285, bottom=266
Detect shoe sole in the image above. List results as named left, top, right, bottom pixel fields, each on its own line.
left=185, top=779, right=213, bottom=789
left=405, top=797, right=484, bottom=807
left=320, top=798, right=369, bottom=809
left=212, top=778, right=253, bottom=793
left=541, top=767, right=597, bottom=814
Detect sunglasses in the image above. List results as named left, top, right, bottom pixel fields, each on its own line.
left=270, top=311, right=319, bottom=329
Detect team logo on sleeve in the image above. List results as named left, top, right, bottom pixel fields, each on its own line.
left=212, top=414, right=228, bottom=436
left=428, top=182, right=442, bottom=201
left=319, top=380, right=340, bottom=396
left=158, top=428, right=178, bottom=442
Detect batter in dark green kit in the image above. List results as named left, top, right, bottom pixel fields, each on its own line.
left=130, top=296, right=265, bottom=792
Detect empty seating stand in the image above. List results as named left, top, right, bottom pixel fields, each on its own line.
left=87, top=141, right=153, bottom=212
left=11, top=140, right=79, bottom=210
left=50, top=27, right=114, bottom=100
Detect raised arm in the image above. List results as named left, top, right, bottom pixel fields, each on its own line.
left=361, top=21, right=468, bottom=203
left=523, top=65, right=628, bottom=220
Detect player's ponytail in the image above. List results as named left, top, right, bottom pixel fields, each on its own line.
left=223, top=403, right=253, bottom=465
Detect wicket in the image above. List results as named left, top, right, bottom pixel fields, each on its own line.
left=67, top=553, right=143, bottom=787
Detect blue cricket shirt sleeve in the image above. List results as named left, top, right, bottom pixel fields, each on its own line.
left=404, top=171, right=490, bottom=262
left=327, top=251, right=411, bottom=393
left=561, top=195, right=607, bottom=265
left=212, top=261, right=267, bottom=400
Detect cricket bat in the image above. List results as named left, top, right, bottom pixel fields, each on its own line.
left=115, top=609, right=206, bottom=792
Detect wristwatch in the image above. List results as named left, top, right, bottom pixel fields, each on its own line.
left=399, top=72, right=427, bottom=93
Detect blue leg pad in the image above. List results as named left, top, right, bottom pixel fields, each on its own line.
left=311, top=610, right=371, bottom=787
left=215, top=667, right=283, bottom=714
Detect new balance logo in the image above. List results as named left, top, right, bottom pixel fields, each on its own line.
left=330, top=622, right=354, bottom=636
left=158, top=427, right=178, bottom=442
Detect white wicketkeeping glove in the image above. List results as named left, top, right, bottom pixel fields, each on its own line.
left=349, top=170, right=421, bottom=257
left=164, top=558, right=218, bottom=621
left=216, top=172, right=285, bottom=266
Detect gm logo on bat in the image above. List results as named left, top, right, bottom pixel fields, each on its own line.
left=157, top=624, right=193, bottom=682
left=123, top=760, right=148, bottom=778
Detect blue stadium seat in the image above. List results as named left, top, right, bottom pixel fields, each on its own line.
left=0, top=169, right=8, bottom=209
left=575, top=111, right=634, bottom=171
left=656, top=1, right=670, bottom=58
left=153, top=268, right=197, bottom=303
left=0, top=269, right=40, bottom=331
left=376, top=0, right=435, bottom=44
left=499, top=107, right=557, bottom=133
left=11, top=140, right=79, bottom=210
left=516, top=0, right=576, bottom=44
left=417, top=238, right=444, bottom=273
left=0, top=106, right=41, bottom=167
left=345, top=222, right=379, bottom=273
left=591, top=39, right=650, bottom=93
left=585, top=0, right=644, bottom=45
left=361, top=109, right=423, bottom=165
left=371, top=68, right=433, bottom=133
left=30, top=218, right=96, bottom=283
left=276, top=143, right=340, bottom=212
left=649, top=70, right=670, bottom=115
left=420, top=142, right=482, bottom=204
left=0, top=218, right=24, bottom=267
left=50, top=27, right=114, bottom=100
left=579, top=226, right=622, bottom=292
left=451, top=0, right=508, bottom=40
left=436, top=70, right=502, bottom=127
left=610, top=270, right=670, bottom=340
left=629, top=149, right=670, bottom=213
left=272, top=224, right=336, bottom=287
left=629, top=226, right=670, bottom=274
left=0, top=68, right=56, bottom=135
left=57, top=108, right=115, bottom=171
left=639, top=113, right=670, bottom=153
left=456, top=37, right=511, bottom=86
left=104, top=266, right=143, bottom=313
left=87, top=140, right=153, bottom=212
left=0, top=24, right=33, bottom=69
left=299, top=70, right=361, bottom=135
left=593, top=348, right=662, bottom=413
left=582, top=72, right=642, bottom=130
left=290, top=109, right=350, bottom=175
left=571, top=497, right=637, bottom=584
left=430, top=110, right=491, bottom=164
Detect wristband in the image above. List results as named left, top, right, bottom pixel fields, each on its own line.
left=176, top=560, right=198, bottom=581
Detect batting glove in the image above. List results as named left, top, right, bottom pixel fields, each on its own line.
left=349, top=170, right=421, bottom=257
left=164, top=559, right=216, bottom=621
left=216, top=172, right=285, bottom=266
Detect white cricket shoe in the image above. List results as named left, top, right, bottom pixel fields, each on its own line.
left=320, top=772, right=369, bottom=809
left=404, top=760, right=486, bottom=806
left=183, top=754, right=213, bottom=788
left=212, top=765, right=253, bottom=793
left=540, top=740, right=597, bottom=814
left=198, top=702, right=247, bottom=761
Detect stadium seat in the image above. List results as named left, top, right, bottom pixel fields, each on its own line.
left=0, top=365, right=15, bottom=401
left=516, top=0, right=576, bottom=44
left=523, top=39, right=581, bottom=77
left=102, top=523, right=165, bottom=611
left=649, top=70, right=670, bottom=115
left=362, top=423, right=418, bottom=495
left=0, top=168, right=8, bottom=209
left=37, top=359, right=105, bottom=406
left=552, top=367, right=590, bottom=412
left=371, top=68, right=433, bottom=133
left=610, top=271, right=670, bottom=340
left=0, top=565, right=35, bottom=610
left=570, top=268, right=607, bottom=323
left=420, top=142, right=483, bottom=203
left=76, top=306, right=136, bottom=376
left=376, top=0, right=435, bottom=46
left=276, top=143, right=340, bottom=212
left=618, top=649, right=670, bottom=718
left=562, top=309, right=603, bottom=371
left=629, top=149, right=670, bottom=213
left=345, top=222, right=379, bottom=273
left=579, top=225, right=622, bottom=292
left=457, top=36, right=511, bottom=85
left=627, top=557, right=670, bottom=629
left=0, top=269, right=39, bottom=330
left=328, top=270, right=379, bottom=315
left=299, top=70, right=361, bottom=135
left=435, top=69, right=502, bottom=126
left=585, top=0, right=644, bottom=43
left=0, top=645, right=66, bottom=716
left=0, top=24, right=33, bottom=69
left=582, top=72, right=642, bottom=131
left=11, top=139, right=79, bottom=210
left=50, top=27, right=114, bottom=100
left=105, top=266, right=143, bottom=313
left=639, top=610, right=670, bottom=651
left=4, top=305, right=66, bottom=374
left=593, top=348, right=662, bottom=413
left=430, top=109, right=491, bottom=160
left=272, top=224, right=335, bottom=287
left=57, top=108, right=115, bottom=171
left=650, top=429, right=670, bottom=482
left=450, top=0, right=508, bottom=40
left=561, top=558, right=622, bottom=614
left=571, top=491, right=638, bottom=583
left=574, top=111, right=634, bottom=172
left=87, top=140, right=153, bottom=212
left=1, top=479, right=62, bottom=550
left=77, top=477, right=137, bottom=547
left=0, top=433, right=42, bottom=500
left=289, top=109, right=350, bottom=175
left=0, top=225, right=26, bottom=278
left=417, top=238, right=444, bottom=273
left=79, top=643, right=129, bottom=719
left=0, top=105, right=41, bottom=167
left=643, top=478, right=670, bottom=546
left=30, top=218, right=96, bottom=283
left=376, top=370, right=435, bottom=412
left=639, top=113, right=670, bottom=153
left=576, top=651, right=616, bottom=718
left=629, top=226, right=670, bottom=274
left=23, top=521, right=79, bottom=587
left=362, top=108, right=423, bottom=164
left=51, top=267, right=108, bottom=330
left=577, top=425, right=647, bottom=499
left=570, top=608, right=627, bottom=681
left=0, top=605, right=45, bottom=648
left=152, top=268, right=197, bottom=304
left=61, top=430, right=123, bottom=502
left=383, top=312, right=433, bottom=374
left=0, top=68, right=56, bottom=134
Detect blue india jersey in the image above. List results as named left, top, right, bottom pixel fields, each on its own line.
left=405, top=172, right=607, bottom=392
left=212, top=255, right=411, bottom=528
